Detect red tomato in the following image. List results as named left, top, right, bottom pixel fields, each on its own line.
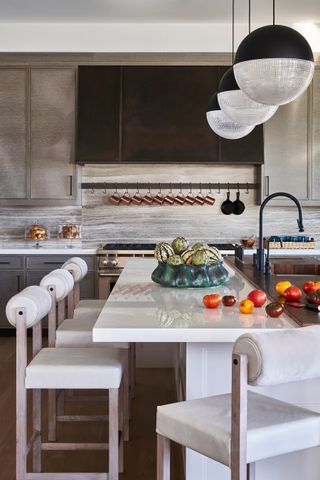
left=247, top=289, right=267, bottom=307
left=302, top=281, right=318, bottom=295
left=203, top=294, right=222, bottom=309
left=283, top=286, right=302, bottom=301
left=222, top=295, right=236, bottom=307
left=265, top=302, right=284, bottom=318
left=306, top=292, right=320, bottom=306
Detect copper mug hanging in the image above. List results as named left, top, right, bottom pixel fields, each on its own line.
left=164, top=184, right=175, bottom=205
left=185, top=183, right=195, bottom=205
left=154, top=184, right=165, bottom=205
left=142, top=185, right=154, bottom=205
left=110, top=186, right=121, bottom=205
left=194, top=183, right=205, bottom=205
left=204, top=183, right=216, bottom=205
left=132, top=183, right=143, bottom=205
left=120, top=185, right=132, bottom=205
left=175, top=183, right=186, bottom=205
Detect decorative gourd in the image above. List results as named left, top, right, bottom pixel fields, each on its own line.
left=191, top=250, right=209, bottom=266
left=197, top=246, right=223, bottom=264
left=167, top=255, right=184, bottom=266
left=154, top=242, right=175, bottom=263
left=192, top=242, right=209, bottom=251
left=181, top=248, right=194, bottom=265
left=172, top=236, right=189, bottom=255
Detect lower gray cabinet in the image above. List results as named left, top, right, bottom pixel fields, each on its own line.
left=0, top=270, right=24, bottom=328
left=0, top=254, right=98, bottom=330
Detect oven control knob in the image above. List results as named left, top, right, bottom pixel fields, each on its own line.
left=102, top=259, right=108, bottom=266
left=110, top=258, right=118, bottom=267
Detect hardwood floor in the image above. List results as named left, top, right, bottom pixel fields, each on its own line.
left=0, top=337, right=183, bottom=480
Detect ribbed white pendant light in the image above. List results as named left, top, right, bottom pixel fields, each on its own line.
left=233, top=0, right=314, bottom=106
left=206, top=94, right=254, bottom=140
left=217, top=0, right=278, bottom=126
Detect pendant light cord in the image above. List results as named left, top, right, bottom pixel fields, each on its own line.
left=273, top=0, right=276, bottom=25
left=232, top=0, right=235, bottom=64
left=248, top=0, right=251, bottom=33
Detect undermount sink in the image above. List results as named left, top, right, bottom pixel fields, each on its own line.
left=271, top=257, right=320, bottom=276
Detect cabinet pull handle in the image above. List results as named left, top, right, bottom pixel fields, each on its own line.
left=17, top=275, right=21, bottom=291
left=69, top=175, right=73, bottom=196
left=0, top=261, right=10, bottom=264
left=265, top=176, right=270, bottom=196
left=44, top=261, right=63, bottom=265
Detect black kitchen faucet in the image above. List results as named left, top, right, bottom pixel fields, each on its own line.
left=256, top=192, right=304, bottom=272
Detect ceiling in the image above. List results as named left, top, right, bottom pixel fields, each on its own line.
left=1, top=0, right=320, bottom=24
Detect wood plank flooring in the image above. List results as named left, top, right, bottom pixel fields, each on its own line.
left=0, top=337, right=183, bottom=480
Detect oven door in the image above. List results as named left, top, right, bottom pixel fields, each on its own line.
left=98, top=270, right=122, bottom=299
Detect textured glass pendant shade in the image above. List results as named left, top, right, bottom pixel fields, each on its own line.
left=206, top=94, right=254, bottom=140
left=217, top=67, right=278, bottom=126
left=234, top=25, right=314, bottom=106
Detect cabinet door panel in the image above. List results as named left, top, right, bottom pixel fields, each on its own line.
left=312, top=68, right=320, bottom=200
left=263, top=90, right=309, bottom=199
left=30, top=68, right=76, bottom=199
left=0, top=270, right=24, bottom=328
left=76, top=66, right=120, bottom=164
left=122, top=66, right=219, bottom=163
left=0, top=68, right=27, bottom=199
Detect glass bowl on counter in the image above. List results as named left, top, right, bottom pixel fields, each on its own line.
left=25, top=224, right=50, bottom=248
left=57, top=224, right=82, bottom=248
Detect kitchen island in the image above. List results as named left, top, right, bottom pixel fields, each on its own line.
left=93, top=258, right=320, bottom=480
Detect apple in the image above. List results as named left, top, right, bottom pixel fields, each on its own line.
left=247, top=289, right=267, bottom=307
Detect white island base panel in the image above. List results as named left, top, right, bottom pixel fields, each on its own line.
left=186, top=342, right=320, bottom=480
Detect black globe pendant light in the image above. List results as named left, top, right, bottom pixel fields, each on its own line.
left=233, top=0, right=314, bottom=106
left=206, top=93, right=254, bottom=140
left=217, top=0, right=278, bottom=126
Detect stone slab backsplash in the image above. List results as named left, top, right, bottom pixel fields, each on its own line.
left=0, top=164, right=319, bottom=245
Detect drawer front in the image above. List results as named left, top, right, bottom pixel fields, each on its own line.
left=0, top=255, right=24, bottom=269
left=26, top=255, right=96, bottom=271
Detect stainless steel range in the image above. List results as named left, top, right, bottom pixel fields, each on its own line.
left=97, top=243, right=235, bottom=299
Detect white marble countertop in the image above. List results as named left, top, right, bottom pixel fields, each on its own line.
left=93, top=258, right=297, bottom=344
left=244, top=248, right=320, bottom=256
left=0, top=242, right=97, bottom=254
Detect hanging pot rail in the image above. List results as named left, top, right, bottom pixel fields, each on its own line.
left=81, top=182, right=257, bottom=191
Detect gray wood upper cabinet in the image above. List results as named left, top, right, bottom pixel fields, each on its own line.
left=311, top=67, right=320, bottom=200
left=263, top=89, right=309, bottom=201
left=0, top=67, right=78, bottom=206
left=30, top=68, right=77, bottom=200
left=0, top=69, right=27, bottom=199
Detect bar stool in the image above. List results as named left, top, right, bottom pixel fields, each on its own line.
left=156, top=326, right=320, bottom=480
left=41, top=267, right=130, bottom=441
left=7, top=285, right=123, bottom=480
left=62, top=257, right=136, bottom=400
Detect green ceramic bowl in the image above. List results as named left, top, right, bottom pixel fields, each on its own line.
left=151, top=261, right=230, bottom=288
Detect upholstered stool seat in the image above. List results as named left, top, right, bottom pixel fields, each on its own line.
left=26, top=347, right=123, bottom=390
left=73, top=299, right=105, bottom=319
left=56, top=316, right=129, bottom=349
left=157, top=391, right=320, bottom=467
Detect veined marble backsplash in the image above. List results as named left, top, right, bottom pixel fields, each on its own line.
left=0, top=164, right=319, bottom=245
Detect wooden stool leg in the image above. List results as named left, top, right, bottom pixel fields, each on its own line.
left=119, top=382, right=124, bottom=474
left=247, top=463, right=255, bottom=480
left=16, top=318, right=28, bottom=480
left=109, top=388, right=119, bottom=480
left=123, top=351, right=130, bottom=441
left=130, top=343, right=136, bottom=399
left=33, top=389, right=42, bottom=472
left=157, top=434, right=170, bottom=480
left=48, top=389, right=56, bottom=442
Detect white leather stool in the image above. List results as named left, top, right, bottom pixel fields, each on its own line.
left=156, top=327, right=320, bottom=480
left=7, top=285, right=123, bottom=480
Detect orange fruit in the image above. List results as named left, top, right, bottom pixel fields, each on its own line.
left=239, top=299, right=254, bottom=314
left=275, top=281, right=291, bottom=296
